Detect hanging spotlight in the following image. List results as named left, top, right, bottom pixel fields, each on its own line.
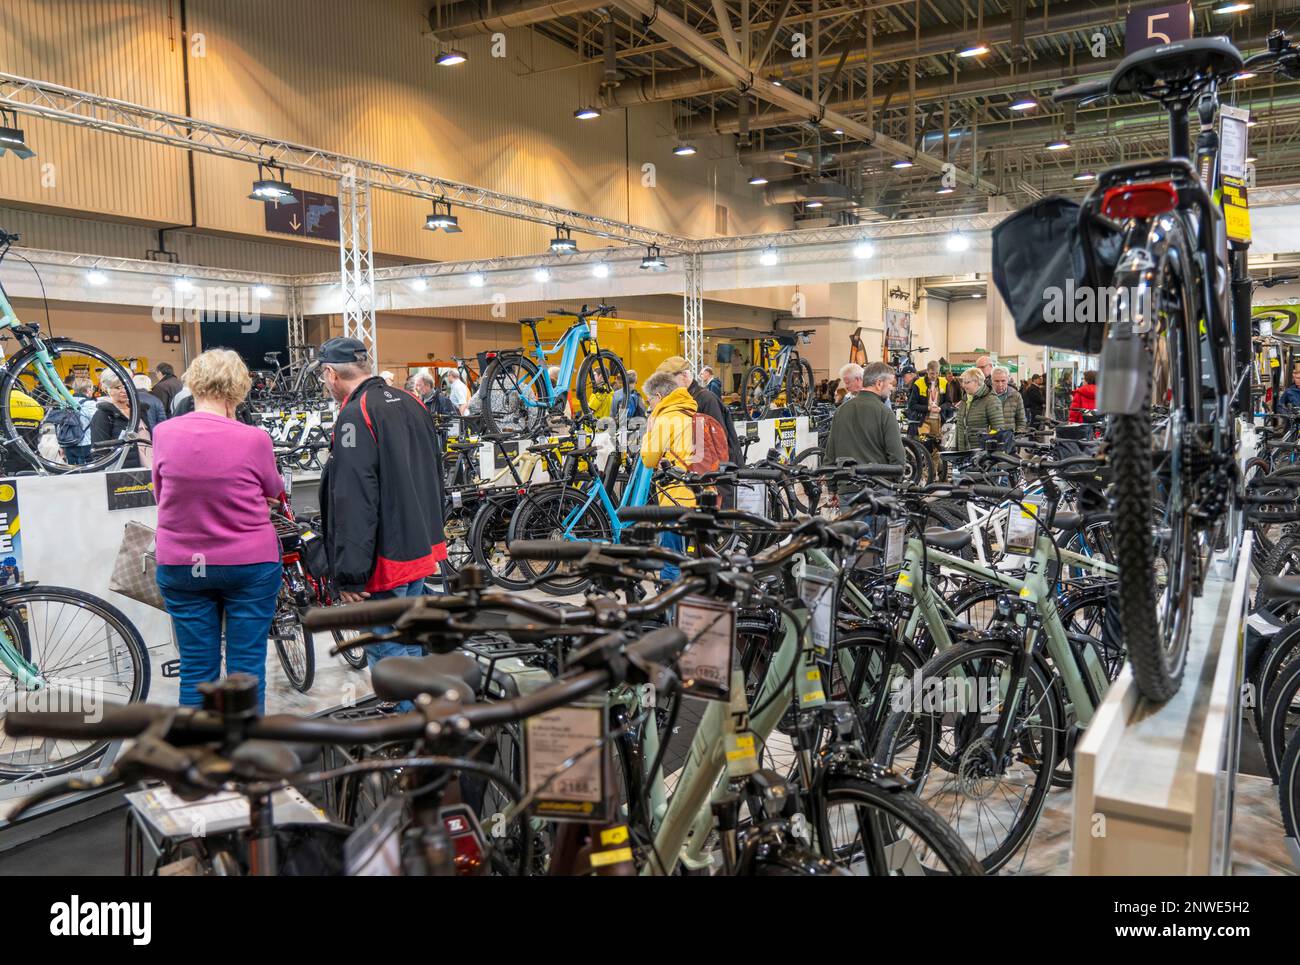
left=549, top=225, right=578, bottom=254
left=248, top=160, right=298, bottom=204
left=574, top=106, right=601, bottom=120
left=748, top=174, right=769, bottom=186
left=805, top=200, right=824, bottom=209
left=891, top=158, right=915, bottom=169
left=425, top=198, right=461, bottom=232
left=936, top=186, right=955, bottom=195
left=640, top=245, right=668, bottom=271
left=468, top=272, right=486, bottom=287
left=1246, top=155, right=1257, bottom=163
left=0, top=110, right=35, bottom=160
left=853, top=242, right=874, bottom=259
left=254, top=284, right=272, bottom=299
left=958, top=43, right=989, bottom=58
left=593, top=262, right=610, bottom=278
left=1046, top=138, right=1071, bottom=151
left=174, top=276, right=195, bottom=292
left=673, top=142, right=698, bottom=157
left=832, top=128, right=845, bottom=136
left=759, top=247, right=779, bottom=266
left=1213, top=3, right=1253, bottom=13
left=436, top=48, right=468, bottom=66
left=534, top=267, right=552, bottom=283
left=1073, top=170, right=1096, bottom=182
left=410, top=278, right=428, bottom=291
left=86, top=268, right=108, bottom=286
left=1009, top=94, right=1038, bottom=112
left=946, top=232, right=970, bottom=252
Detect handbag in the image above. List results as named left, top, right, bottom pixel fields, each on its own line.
left=108, top=520, right=167, bottom=611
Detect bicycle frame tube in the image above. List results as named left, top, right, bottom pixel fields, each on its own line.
left=0, top=625, right=43, bottom=690
left=561, top=477, right=624, bottom=542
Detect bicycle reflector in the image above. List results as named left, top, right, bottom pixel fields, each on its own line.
left=1101, top=181, right=1179, bottom=220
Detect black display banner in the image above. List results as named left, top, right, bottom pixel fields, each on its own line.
left=105, top=468, right=156, bottom=511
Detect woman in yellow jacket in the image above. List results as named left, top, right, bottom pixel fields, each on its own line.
left=640, top=372, right=697, bottom=508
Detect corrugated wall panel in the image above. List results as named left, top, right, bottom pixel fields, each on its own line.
left=0, top=0, right=189, bottom=225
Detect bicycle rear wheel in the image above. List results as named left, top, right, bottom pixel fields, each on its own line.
left=901, top=435, right=934, bottom=487
left=742, top=366, right=769, bottom=419
left=272, top=598, right=316, bottom=693
left=786, top=358, right=815, bottom=416
left=507, top=485, right=612, bottom=595
left=575, top=349, right=629, bottom=433
left=2, top=341, right=139, bottom=473
left=477, top=355, right=545, bottom=437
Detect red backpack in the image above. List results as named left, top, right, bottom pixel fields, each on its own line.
left=688, top=412, right=729, bottom=475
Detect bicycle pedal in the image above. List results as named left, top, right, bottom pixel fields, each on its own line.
left=161, top=659, right=181, bottom=679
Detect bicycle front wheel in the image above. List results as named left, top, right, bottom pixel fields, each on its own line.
left=0, top=585, right=151, bottom=778
left=272, top=603, right=316, bottom=693
left=477, top=354, right=544, bottom=437
left=2, top=341, right=139, bottom=474
left=507, top=485, right=612, bottom=595
left=817, top=775, right=984, bottom=875
left=741, top=366, right=769, bottom=419
left=785, top=358, right=815, bottom=416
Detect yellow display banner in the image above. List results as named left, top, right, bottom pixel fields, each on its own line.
left=1222, top=176, right=1251, bottom=244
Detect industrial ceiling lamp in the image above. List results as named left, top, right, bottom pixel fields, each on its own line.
left=936, top=185, right=955, bottom=195
left=1009, top=93, right=1038, bottom=111
left=248, top=160, right=298, bottom=203
left=86, top=268, right=108, bottom=286
left=853, top=241, right=874, bottom=259
left=673, top=142, right=698, bottom=157
left=0, top=110, right=35, bottom=159
left=436, top=48, right=468, bottom=66
left=592, top=262, right=610, bottom=278
left=640, top=245, right=668, bottom=271
left=574, top=106, right=601, bottom=120
left=425, top=198, right=461, bottom=232
left=534, top=267, right=551, bottom=283
left=468, top=272, right=486, bottom=287
left=1073, top=170, right=1096, bottom=182
left=946, top=231, right=970, bottom=252
left=891, top=158, right=915, bottom=169
left=958, top=43, right=989, bottom=58
left=759, top=247, right=779, bottom=266
left=549, top=225, right=578, bottom=254
left=748, top=174, right=769, bottom=186
left=1213, top=3, right=1253, bottom=13
left=1046, top=138, right=1071, bottom=151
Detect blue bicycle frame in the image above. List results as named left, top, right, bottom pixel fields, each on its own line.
left=558, top=457, right=653, bottom=544
left=517, top=320, right=594, bottom=410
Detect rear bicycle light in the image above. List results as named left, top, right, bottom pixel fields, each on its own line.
left=1101, top=180, right=1178, bottom=220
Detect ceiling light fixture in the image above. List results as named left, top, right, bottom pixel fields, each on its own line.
left=1046, top=138, right=1071, bottom=151
left=549, top=225, right=578, bottom=254
left=891, top=158, right=915, bottom=169
left=248, top=160, right=298, bottom=204
left=593, top=262, right=610, bottom=278
left=534, top=267, right=551, bottom=283
left=574, top=106, right=601, bottom=120
left=425, top=198, right=461, bottom=232
left=410, top=278, right=428, bottom=291
left=958, top=43, right=990, bottom=58
left=1073, top=170, right=1097, bottom=182
left=832, top=128, right=844, bottom=135
left=174, top=276, right=195, bottom=292
left=853, top=242, right=874, bottom=259
left=86, top=268, right=107, bottom=286
left=946, top=232, right=970, bottom=252
left=1009, top=94, right=1037, bottom=111
left=1213, top=3, right=1253, bottom=13
left=1233, top=71, right=1256, bottom=81
left=1246, top=154, right=1257, bottom=163
left=748, top=174, right=769, bottom=186
left=0, top=110, right=35, bottom=159
left=673, top=142, right=698, bottom=156
left=254, top=284, right=272, bottom=299
left=468, top=272, right=486, bottom=287
left=640, top=245, right=668, bottom=271
left=936, top=186, right=955, bottom=195
left=436, top=49, right=468, bottom=66
left=805, top=200, right=824, bottom=209
left=759, top=247, right=779, bottom=266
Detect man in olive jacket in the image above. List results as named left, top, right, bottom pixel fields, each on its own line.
left=824, top=362, right=906, bottom=496
left=990, top=366, right=1028, bottom=437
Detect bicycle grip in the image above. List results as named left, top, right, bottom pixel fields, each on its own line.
left=5, top=704, right=169, bottom=740
left=972, top=485, right=1024, bottom=500
left=850, top=464, right=906, bottom=478
left=1252, top=473, right=1300, bottom=489
left=736, top=467, right=785, bottom=482
left=617, top=506, right=688, bottom=523
left=301, top=596, right=434, bottom=631
left=626, top=626, right=690, bottom=665
left=508, top=540, right=595, bottom=561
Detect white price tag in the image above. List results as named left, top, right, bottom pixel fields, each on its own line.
left=524, top=703, right=606, bottom=822
left=675, top=596, right=736, bottom=701
left=798, top=566, right=836, bottom=662
left=1004, top=497, right=1042, bottom=555
left=736, top=481, right=766, bottom=516
left=885, top=519, right=906, bottom=572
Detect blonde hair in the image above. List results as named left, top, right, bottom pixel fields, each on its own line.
left=961, top=368, right=985, bottom=388
left=183, top=349, right=252, bottom=406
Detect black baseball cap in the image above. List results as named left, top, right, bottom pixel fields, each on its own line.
left=318, top=337, right=369, bottom=365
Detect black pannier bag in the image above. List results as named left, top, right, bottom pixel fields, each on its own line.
left=991, top=196, right=1122, bottom=355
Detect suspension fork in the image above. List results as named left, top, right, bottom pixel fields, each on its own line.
left=0, top=608, right=42, bottom=689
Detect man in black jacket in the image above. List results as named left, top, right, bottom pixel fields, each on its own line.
left=318, top=337, right=448, bottom=673
left=151, top=362, right=183, bottom=416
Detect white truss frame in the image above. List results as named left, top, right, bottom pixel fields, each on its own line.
left=339, top=173, right=377, bottom=370
left=683, top=253, right=704, bottom=374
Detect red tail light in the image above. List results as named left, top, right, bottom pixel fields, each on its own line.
left=1101, top=181, right=1178, bottom=220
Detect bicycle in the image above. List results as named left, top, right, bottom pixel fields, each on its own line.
left=1040, top=33, right=1300, bottom=701
left=0, top=231, right=142, bottom=474
left=741, top=332, right=815, bottom=420
left=250, top=348, right=326, bottom=408
left=475, top=304, right=630, bottom=439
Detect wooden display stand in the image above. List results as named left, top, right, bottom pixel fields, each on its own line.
left=1071, top=535, right=1251, bottom=875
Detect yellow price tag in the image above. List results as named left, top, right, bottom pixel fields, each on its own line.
left=589, top=847, right=634, bottom=868
left=600, top=826, right=630, bottom=846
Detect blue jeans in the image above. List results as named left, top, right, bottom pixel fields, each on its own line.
left=156, top=561, right=282, bottom=712
left=367, top=577, right=433, bottom=711
left=65, top=444, right=91, bottom=466
left=660, top=531, right=684, bottom=582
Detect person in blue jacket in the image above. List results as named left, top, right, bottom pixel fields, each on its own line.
left=1280, top=366, right=1300, bottom=411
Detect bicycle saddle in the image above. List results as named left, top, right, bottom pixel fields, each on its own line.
left=1051, top=511, right=1112, bottom=532
left=923, top=528, right=973, bottom=552
left=447, top=439, right=482, bottom=453
left=370, top=650, right=482, bottom=704
left=1109, top=36, right=1243, bottom=97
left=1258, top=574, right=1300, bottom=604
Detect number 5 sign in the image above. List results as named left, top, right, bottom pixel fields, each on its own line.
left=1125, top=2, right=1193, bottom=52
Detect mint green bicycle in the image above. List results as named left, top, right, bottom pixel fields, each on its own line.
left=0, top=231, right=139, bottom=473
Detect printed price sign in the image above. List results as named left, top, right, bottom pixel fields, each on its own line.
left=736, top=480, right=767, bottom=516
left=797, top=564, right=836, bottom=663
left=1003, top=496, right=1043, bottom=556
left=524, top=702, right=607, bottom=823
left=885, top=519, right=907, bottom=573
left=675, top=596, right=736, bottom=702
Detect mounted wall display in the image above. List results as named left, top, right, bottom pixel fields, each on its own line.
left=885, top=309, right=912, bottom=350
left=264, top=191, right=340, bottom=242
left=1124, top=2, right=1193, bottom=52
